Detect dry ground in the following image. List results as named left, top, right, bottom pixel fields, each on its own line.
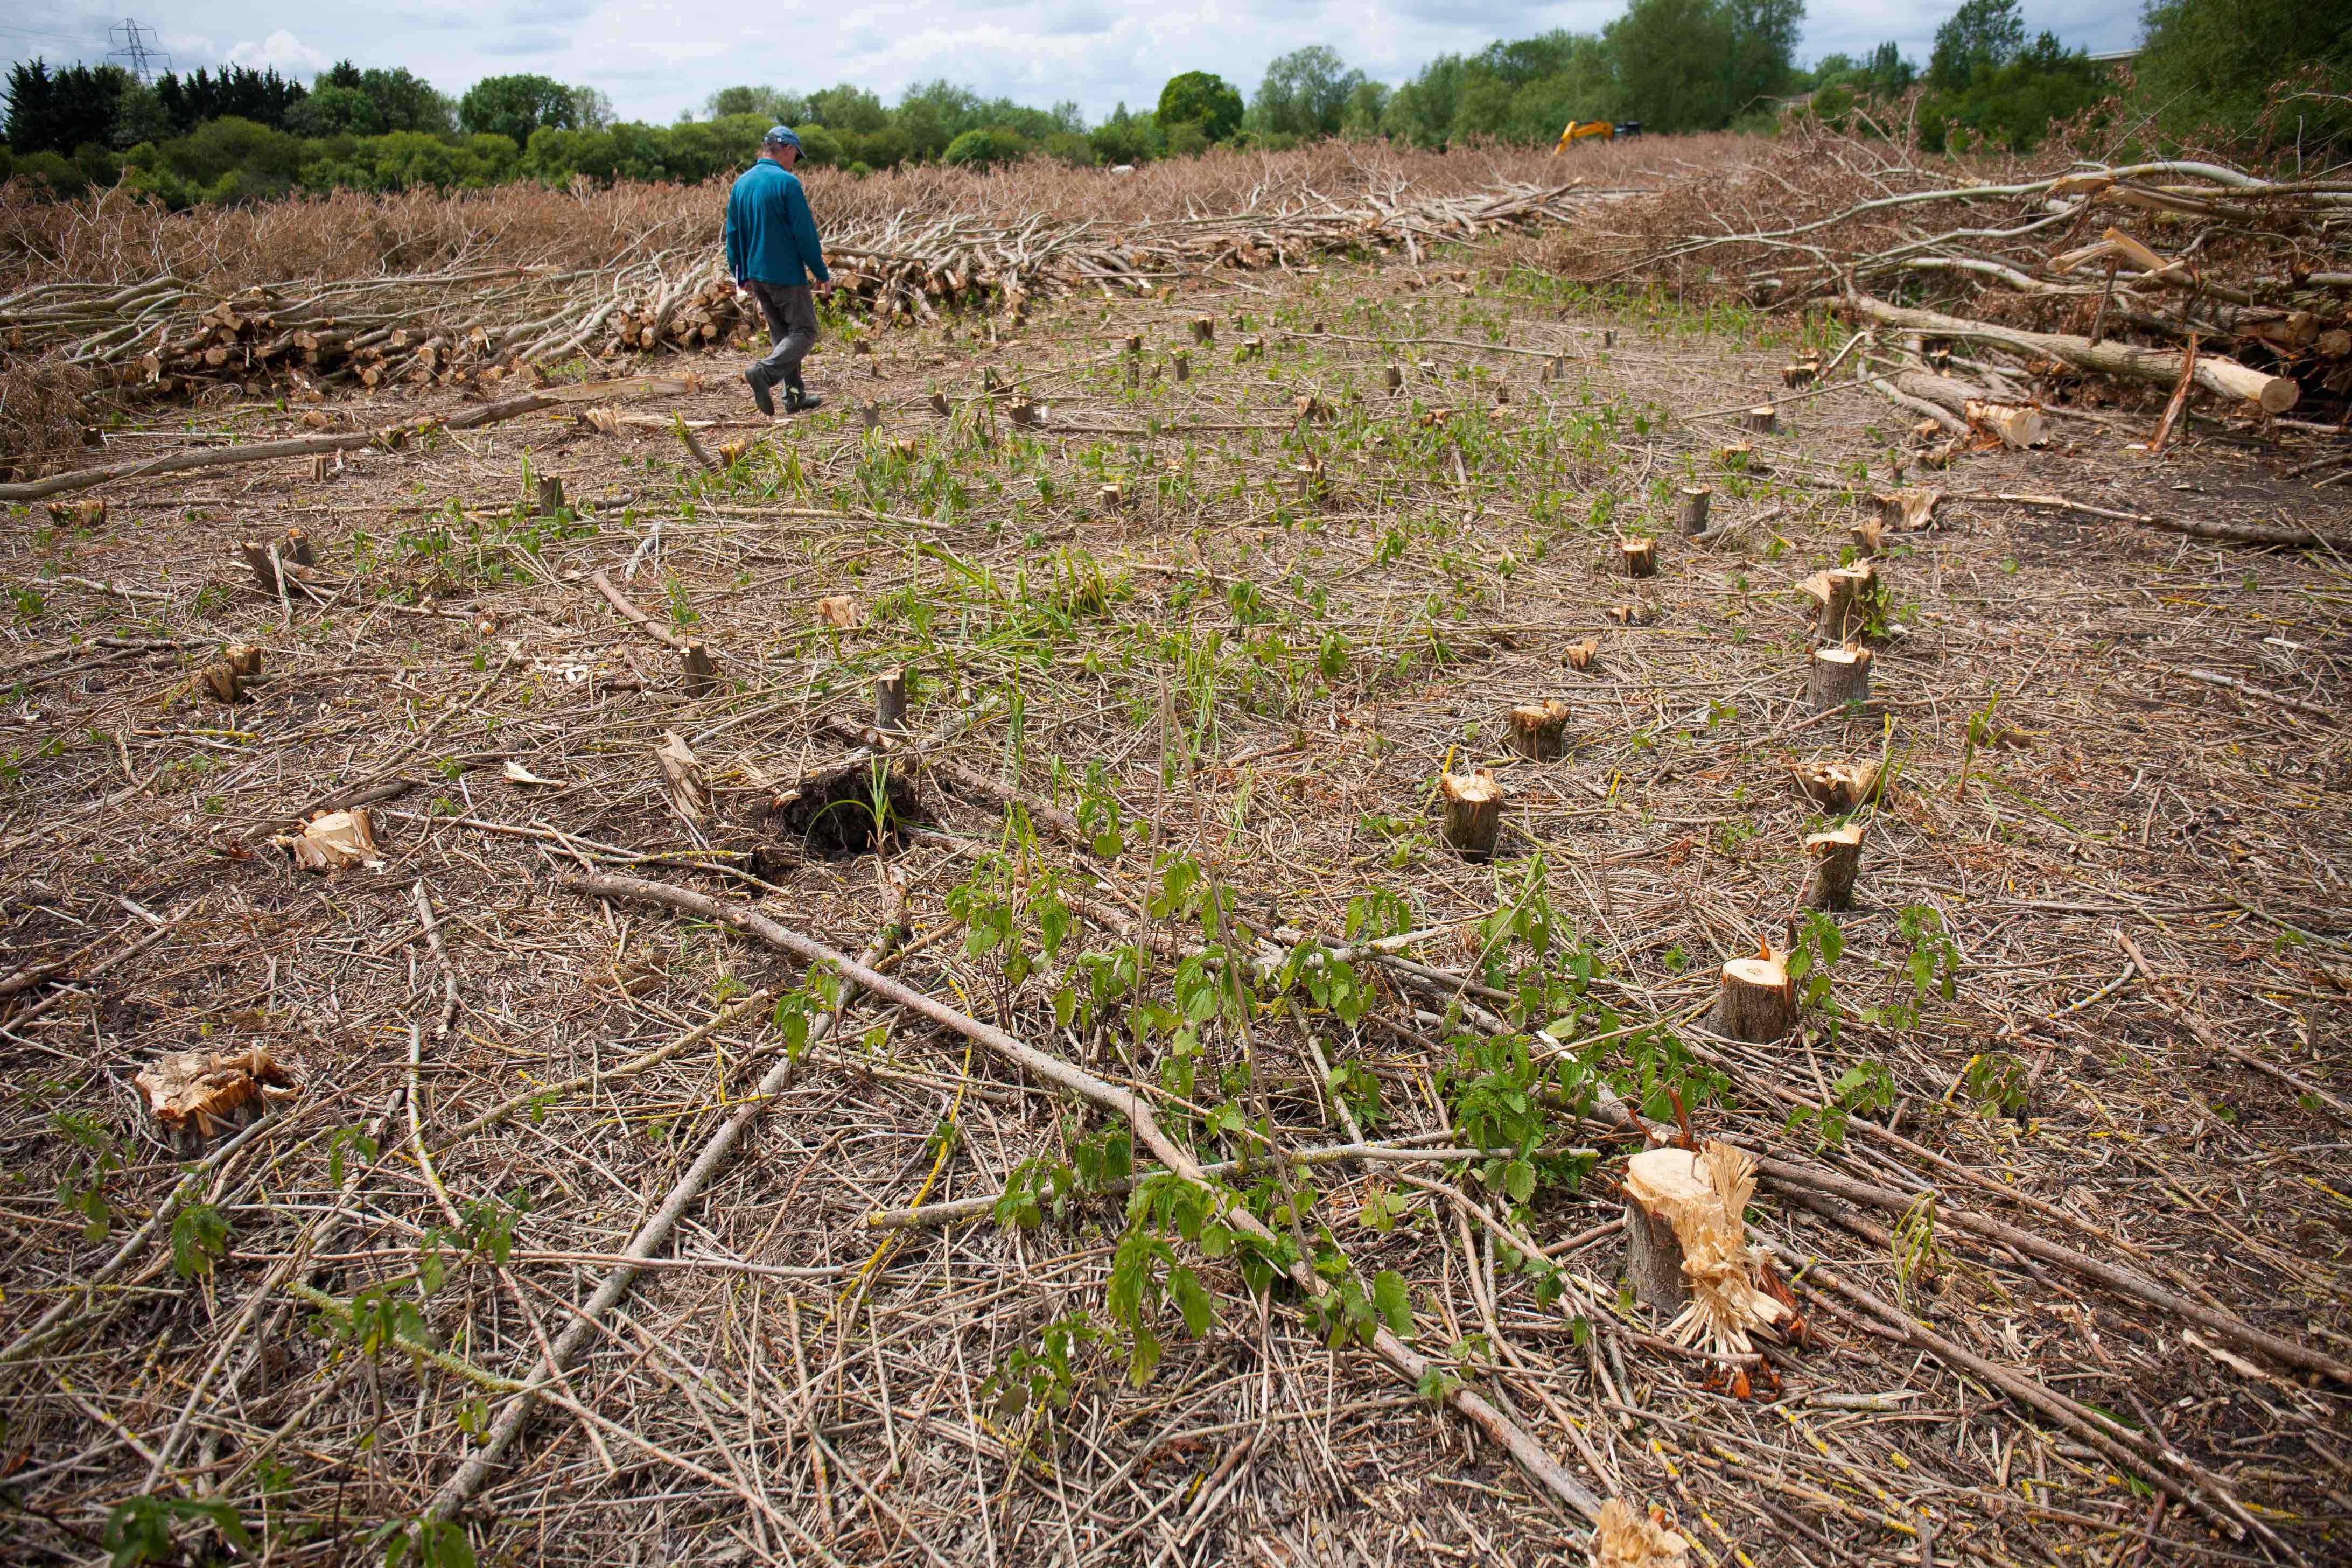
left=2, top=237, right=2349, bottom=1568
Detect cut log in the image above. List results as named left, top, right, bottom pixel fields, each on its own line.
left=1707, top=949, right=1795, bottom=1041
left=1851, top=292, right=2300, bottom=415
left=1508, top=699, right=1571, bottom=761
left=1791, top=759, right=1881, bottom=811
left=1805, top=822, right=1866, bottom=911
left=1744, top=405, right=1778, bottom=435
left=1614, top=538, right=1657, bottom=579
left=678, top=641, right=718, bottom=698
left=1676, top=485, right=1711, bottom=537
left=1623, top=1147, right=1701, bottom=1313
left=1965, top=400, right=2047, bottom=449
left=1438, top=771, right=1503, bottom=859
left=874, top=669, right=910, bottom=734
left=1807, top=645, right=1873, bottom=713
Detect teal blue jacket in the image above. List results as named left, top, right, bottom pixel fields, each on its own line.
left=724, top=159, right=830, bottom=288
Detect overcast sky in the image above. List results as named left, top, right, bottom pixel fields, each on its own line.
left=6, top=1, right=2142, bottom=125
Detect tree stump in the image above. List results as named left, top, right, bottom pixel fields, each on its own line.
left=1623, top=1147, right=1703, bottom=1313
left=1564, top=638, right=1599, bottom=671
left=1782, top=361, right=1818, bottom=388
left=1849, top=516, right=1885, bottom=558
left=1707, top=950, right=1795, bottom=1041
left=1124, top=333, right=1143, bottom=355
left=281, top=528, right=316, bottom=568
left=1791, top=759, right=1882, bottom=811
left=1814, top=564, right=1877, bottom=644
left=1744, top=405, right=1777, bottom=435
left=928, top=390, right=950, bottom=418
left=1676, top=485, right=1712, bottom=537
left=1717, top=442, right=1761, bottom=473
left=1438, top=771, right=1503, bottom=859
left=678, top=641, right=718, bottom=698
left=1613, top=538, right=1657, bottom=579
left=311, top=452, right=333, bottom=482
left=1806, top=822, right=1866, bottom=910
left=859, top=401, right=882, bottom=432
left=1192, top=316, right=1216, bottom=345
left=1125, top=358, right=1140, bottom=388
left=1508, top=700, right=1571, bottom=760
left=874, top=668, right=909, bottom=734
left=1601, top=328, right=1616, bottom=349
left=1173, top=351, right=1190, bottom=383
left=1807, top=645, right=1873, bottom=714
left=1384, top=363, right=1403, bottom=391
left=197, top=642, right=262, bottom=704
left=536, top=475, right=566, bottom=517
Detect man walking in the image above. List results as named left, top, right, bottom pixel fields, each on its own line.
left=725, top=126, right=830, bottom=415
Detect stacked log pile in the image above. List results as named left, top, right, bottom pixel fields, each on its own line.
left=1, top=180, right=1609, bottom=403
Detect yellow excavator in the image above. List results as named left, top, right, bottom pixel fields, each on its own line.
left=1553, top=118, right=1640, bottom=153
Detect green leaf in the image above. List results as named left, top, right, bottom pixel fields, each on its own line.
left=1372, top=1270, right=1413, bottom=1336
left=170, top=1202, right=230, bottom=1280
left=1169, top=1266, right=1216, bottom=1338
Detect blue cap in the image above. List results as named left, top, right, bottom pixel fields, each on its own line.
left=764, top=125, right=800, bottom=149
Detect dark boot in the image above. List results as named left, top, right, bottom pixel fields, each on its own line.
left=744, top=366, right=775, bottom=416
left=785, top=368, right=822, bottom=412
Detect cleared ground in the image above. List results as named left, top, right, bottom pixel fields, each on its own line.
left=2, top=237, right=2349, bottom=1568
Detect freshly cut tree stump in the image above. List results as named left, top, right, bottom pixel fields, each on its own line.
left=1623, top=1147, right=1704, bottom=1313
left=859, top=401, right=882, bottom=432
left=311, top=452, right=333, bottom=482
left=1383, top=363, right=1403, bottom=390
left=197, top=642, right=262, bottom=704
left=1173, top=351, right=1190, bottom=383
left=678, top=641, right=718, bottom=698
left=1791, top=759, right=1882, bottom=811
left=1805, top=563, right=1878, bottom=644
left=1564, top=637, right=1599, bottom=671
left=1125, top=358, right=1140, bottom=388
left=1676, top=485, right=1712, bottom=537
left=1124, top=333, right=1143, bottom=355
left=1877, top=487, right=1937, bottom=530
left=1717, top=442, right=1765, bottom=474
left=1601, top=328, right=1616, bottom=349
left=1007, top=397, right=1041, bottom=427
left=1706, top=947, right=1795, bottom=1041
left=1438, top=771, right=1503, bottom=859
left=874, top=668, right=909, bottom=734
left=1614, top=538, right=1657, bottom=579
left=1744, top=405, right=1777, bottom=435
left=1805, top=822, right=1866, bottom=910
left=1192, top=315, right=1216, bottom=345
left=1508, top=699, right=1572, bottom=760
left=1782, top=361, right=1818, bottom=388
left=928, top=390, right=950, bottom=418
left=536, top=475, right=566, bottom=517
left=1849, top=516, right=1885, bottom=558
left=1807, top=645, right=1873, bottom=713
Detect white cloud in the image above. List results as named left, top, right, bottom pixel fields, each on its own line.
left=225, top=30, right=329, bottom=74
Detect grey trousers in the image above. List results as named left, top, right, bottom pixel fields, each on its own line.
left=746, top=279, right=818, bottom=381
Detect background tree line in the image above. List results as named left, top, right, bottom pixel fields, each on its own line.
left=2, top=0, right=2341, bottom=206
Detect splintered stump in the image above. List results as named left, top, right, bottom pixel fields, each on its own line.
left=1744, top=405, right=1777, bottom=435
left=536, top=475, right=566, bottom=516
left=1806, top=822, right=1866, bottom=910
left=1812, top=564, right=1878, bottom=644
left=1623, top=1147, right=1703, bottom=1313
left=1676, top=485, right=1711, bottom=537
left=1613, top=538, right=1657, bottom=579
left=197, top=642, right=262, bottom=704
left=1807, top=645, right=1873, bottom=714
left=1708, top=951, right=1795, bottom=1041
left=678, top=641, right=718, bottom=698
left=874, top=668, right=909, bottom=734
left=1439, top=771, right=1503, bottom=859
left=1192, top=315, right=1216, bottom=345
left=1508, top=700, right=1571, bottom=761
left=1850, top=517, right=1885, bottom=558
left=1792, top=759, right=1882, bottom=811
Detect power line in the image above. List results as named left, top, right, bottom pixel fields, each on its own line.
left=106, top=17, right=171, bottom=84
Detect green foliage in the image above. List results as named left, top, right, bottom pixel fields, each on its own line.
left=1788, top=1059, right=1895, bottom=1149
left=384, top=1517, right=476, bottom=1568
left=1857, top=904, right=1961, bottom=1031
left=457, top=74, right=580, bottom=144
left=1961, top=1050, right=2030, bottom=1119
left=943, top=127, right=1032, bottom=170
left=1248, top=47, right=1364, bottom=139
left=52, top=1109, right=121, bottom=1243
left=2133, top=0, right=2352, bottom=148
left=985, top=1313, right=1108, bottom=1416
left=1157, top=72, right=1245, bottom=142
left=170, top=1202, right=230, bottom=1279
left=106, top=1495, right=251, bottom=1567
